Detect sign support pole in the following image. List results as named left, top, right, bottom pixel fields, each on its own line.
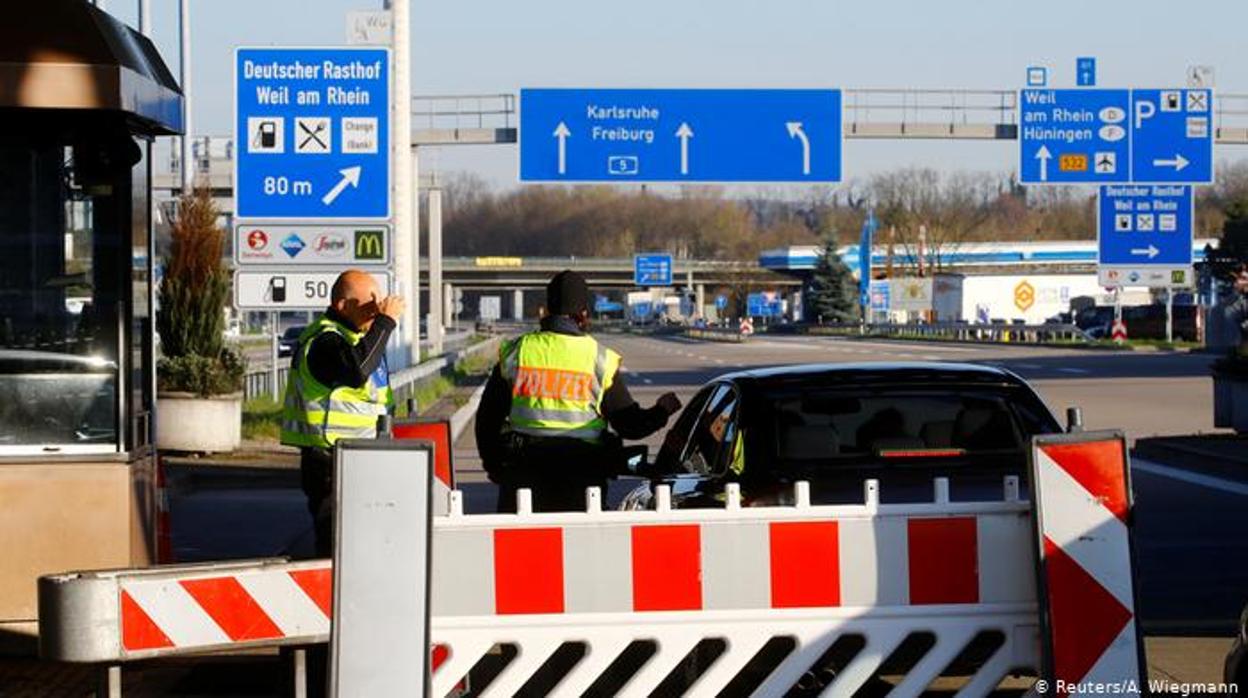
left=428, top=186, right=443, bottom=357
left=388, top=0, right=416, bottom=366
left=1165, top=288, right=1174, bottom=343
left=270, top=312, right=280, bottom=400
left=178, top=0, right=193, bottom=194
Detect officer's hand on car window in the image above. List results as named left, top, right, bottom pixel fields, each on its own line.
left=377, top=294, right=406, bottom=321
left=656, top=392, right=682, bottom=416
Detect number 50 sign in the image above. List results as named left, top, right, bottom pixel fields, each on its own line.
left=233, top=270, right=392, bottom=310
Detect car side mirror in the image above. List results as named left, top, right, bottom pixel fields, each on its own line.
left=618, top=444, right=651, bottom=476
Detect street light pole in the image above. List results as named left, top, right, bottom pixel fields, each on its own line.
left=138, top=0, right=151, bottom=36
left=178, top=0, right=193, bottom=194
left=385, top=0, right=417, bottom=364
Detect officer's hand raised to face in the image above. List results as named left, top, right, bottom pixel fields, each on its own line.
left=377, top=294, right=406, bottom=321
left=656, top=392, right=682, bottom=416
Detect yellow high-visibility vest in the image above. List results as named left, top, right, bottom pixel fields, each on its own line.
left=499, top=331, right=621, bottom=442
left=280, top=315, right=394, bottom=448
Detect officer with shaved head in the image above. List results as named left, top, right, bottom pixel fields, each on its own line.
left=281, top=269, right=405, bottom=556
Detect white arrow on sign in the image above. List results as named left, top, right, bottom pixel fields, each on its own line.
left=1130, top=245, right=1160, bottom=259
left=786, top=122, right=811, bottom=175
left=321, top=166, right=362, bottom=206
left=1152, top=154, right=1189, bottom=172
left=1035, top=145, right=1052, bottom=182
left=675, top=122, right=694, bottom=175
left=553, top=122, right=571, bottom=175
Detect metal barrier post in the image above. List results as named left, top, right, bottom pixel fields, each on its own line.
left=293, top=648, right=308, bottom=698
left=270, top=312, right=280, bottom=400
left=98, top=664, right=121, bottom=698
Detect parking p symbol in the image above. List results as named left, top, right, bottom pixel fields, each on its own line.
left=1134, top=100, right=1156, bottom=129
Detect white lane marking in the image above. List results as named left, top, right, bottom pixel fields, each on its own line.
left=1057, top=367, right=1089, bottom=374
left=714, top=358, right=726, bottom=364
left=1132, top=458, right=1248, bottom=497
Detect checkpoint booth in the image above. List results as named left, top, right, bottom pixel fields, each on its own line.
left=0, top=1, right=181, bottom=641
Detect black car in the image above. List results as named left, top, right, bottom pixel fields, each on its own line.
left=277, top=325, right=306, bottom=358
left=621, top=362, right=1067, bottom=509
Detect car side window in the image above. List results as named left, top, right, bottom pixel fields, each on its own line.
left=682, top=385, right=739, bottom=476
left=654, top=385, right=715, bottom=472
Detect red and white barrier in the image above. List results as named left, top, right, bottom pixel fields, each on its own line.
left=1031, top=432, right=1145, bottom=696
left=393, top=418, right=456, bottom=515
left=47, top=474, right=1138, bottom=695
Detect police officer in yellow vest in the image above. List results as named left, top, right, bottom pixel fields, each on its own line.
left=476, top=270, right=682, bottom=512
left=281, top=269, right=403, bottom=556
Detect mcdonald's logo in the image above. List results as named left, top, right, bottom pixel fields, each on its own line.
left=354, top=230, right=385, bottom=260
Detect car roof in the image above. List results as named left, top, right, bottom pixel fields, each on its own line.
left=714, top=362, right=1027, bottom=390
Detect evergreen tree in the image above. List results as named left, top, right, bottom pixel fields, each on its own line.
left=806, top=233, right=860, bottom=323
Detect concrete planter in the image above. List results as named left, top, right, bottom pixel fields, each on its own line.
left=156, top=391, right=243, bottom=452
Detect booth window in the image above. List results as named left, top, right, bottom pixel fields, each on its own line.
left=0, top=121, right=146, bottom=455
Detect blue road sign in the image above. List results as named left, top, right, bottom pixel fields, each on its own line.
left=634, top=253, right=673, bottom=286
left=520, top=89, right=842, bottom=182
left=235, top=47, right=390, bottom=219
left=1019, top=89, right=1130, bottom=184
left=1098, top=184, right=1192, bottom=268
left=1026, top=66, right=1048, bottom=88
left=1130, top=89, right=1213, bottom=184
left=869, top=280, right=890, bottom=313
left=1077, top=57, right=1096, bottom=86
left=747, top=292, right=783, bottom=318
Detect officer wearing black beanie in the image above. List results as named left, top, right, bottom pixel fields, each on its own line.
left=476, top=270, right=682, bottom=512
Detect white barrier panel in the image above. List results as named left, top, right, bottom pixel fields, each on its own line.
left=330, top=439, right=432, bottom=698
left=1030, top=432, right=1146, bottom=695
left=429, top=479, right=1041, bottom=696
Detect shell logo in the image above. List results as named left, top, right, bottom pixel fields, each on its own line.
left=1014, top=281, right=1035, bottom=312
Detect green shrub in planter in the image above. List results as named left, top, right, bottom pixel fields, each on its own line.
left=156, top=189, right=245, bottom=396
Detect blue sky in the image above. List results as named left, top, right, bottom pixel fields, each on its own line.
left=107, top=0, right=1246, bottom=192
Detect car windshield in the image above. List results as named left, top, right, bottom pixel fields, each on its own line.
left=764, top=386, right=1056, bottom=466
left=282, top=326, right=305, bottom=340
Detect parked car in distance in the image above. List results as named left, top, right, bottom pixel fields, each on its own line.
left=621, top=362, right=1067, bottom=510
left=277, top=325, right=306, bottom=358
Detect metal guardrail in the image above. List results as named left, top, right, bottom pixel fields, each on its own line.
left=241, top=330, right=480, bottom=402
left=805, top=322, right=1092, bottom=344
left=685, top=327, right=747, bottom=343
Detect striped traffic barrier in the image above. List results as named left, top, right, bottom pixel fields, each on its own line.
left=1031, top=432, right=1146, bottom=695
left=42, top=477, right=1054, bottom=696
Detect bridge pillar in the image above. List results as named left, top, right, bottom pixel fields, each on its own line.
left=513, top=289, right=524, bottom=320
left=696, top=284, right=706, bottom=315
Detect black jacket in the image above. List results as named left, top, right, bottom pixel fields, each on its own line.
left=475, top=316, right=671, bottom=470
left=302, top=309, right=395, bottom=393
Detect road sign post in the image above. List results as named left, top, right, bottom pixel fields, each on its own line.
left=634, top=254, right=673, bottom=286
left=1129, top=88, right=1213, bottom=184
left=520, top=89, right=842, bottom=183
left=235, top=47, right=391, bottom=220
left=1019, top=89, right=1130, bottom=184
left=1097, top=185, right=1193, bottom=288
left=235, top=270, right=392, bottom=310
left=1019, top=87, right=1213, bottom=186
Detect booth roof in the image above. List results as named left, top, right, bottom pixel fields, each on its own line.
left=0, top=0, right=183, bottom=135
